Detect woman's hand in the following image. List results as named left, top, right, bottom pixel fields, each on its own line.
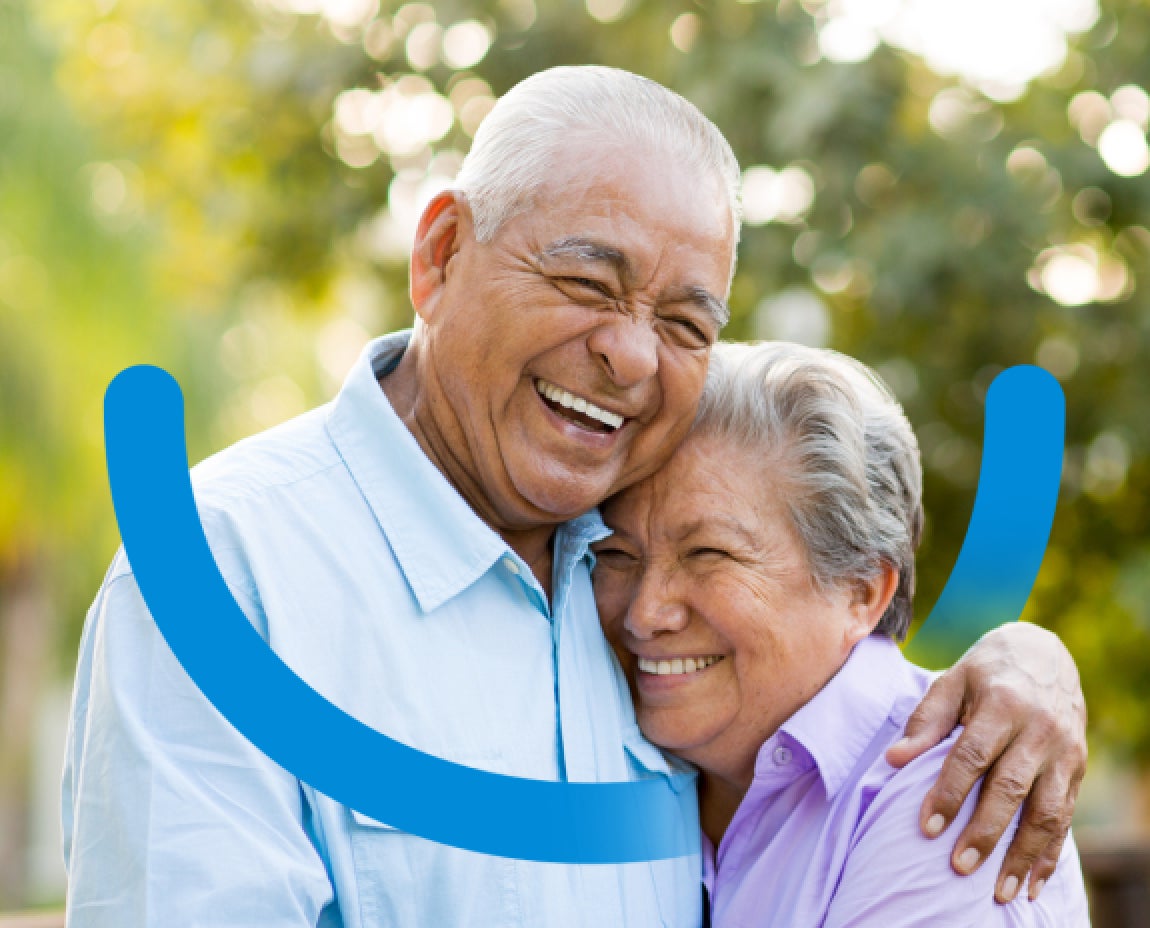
left=885, top=622, right=1087, bottom=904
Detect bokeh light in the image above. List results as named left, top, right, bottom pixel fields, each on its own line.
left=670, top=13, right=701, bottom=52
left=817, top=0, right=1098, bottom=100
left=740, top=165, right=816, bottom=225
left=441, top=20, right=493, bottom=70
left=1028, top=243, right=1131, bottom=305
left=1097, top=120, right=1150, bottom=177
left=753, top=288, right=831, bottom=347
left=585, top=0, right=628, bottom=24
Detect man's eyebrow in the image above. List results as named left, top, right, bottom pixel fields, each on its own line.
left=680, top=284, right=730, bottom=330
left=541, top=236, right=630, bottom=277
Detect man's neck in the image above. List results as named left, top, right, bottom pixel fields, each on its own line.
left=378, top=344, right=557, bottom=598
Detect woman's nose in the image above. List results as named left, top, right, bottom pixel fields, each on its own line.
left=624, top=569, right=689, bottom=640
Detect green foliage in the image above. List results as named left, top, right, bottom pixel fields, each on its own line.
left=5, top=0, right=1150, bottom=758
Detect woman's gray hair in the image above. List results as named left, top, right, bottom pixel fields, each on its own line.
left=694, top=341, right=924, bottom=640
left=455, top=65, right=742, bottom=259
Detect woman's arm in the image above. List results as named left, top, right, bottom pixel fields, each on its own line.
left=884, top=622, right=1087, bottom=902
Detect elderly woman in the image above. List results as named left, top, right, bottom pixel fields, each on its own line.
left=593, top=342, right=1090, bottom=926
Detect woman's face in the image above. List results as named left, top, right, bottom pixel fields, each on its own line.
left=594, top=431, right=883, bottom=786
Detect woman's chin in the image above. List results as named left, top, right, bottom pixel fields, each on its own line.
left=636, top=707, right=723, bottom=757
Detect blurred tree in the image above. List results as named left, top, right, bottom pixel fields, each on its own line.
left=3, top=0, right=1150, bottom=902
left=0, top=0, right=196, bottom=901
left=0, top=0, right=155, bottom=905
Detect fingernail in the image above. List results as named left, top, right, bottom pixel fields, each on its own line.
left=1031, top=878, right=1045, bottom=901
left=925, top=813, right=946, bottom=837
left=891, top=737, right=910, bottom=752
left=957, top=847, right=981, bottom=873
left=1000, top=875, right=1019, bottom=903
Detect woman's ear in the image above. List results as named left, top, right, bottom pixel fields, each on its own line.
left=409, top=190, right=471, bottom=320
left=845, top=563, right=900, bottom=646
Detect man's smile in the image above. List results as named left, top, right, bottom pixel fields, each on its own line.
left=534, top=378, right=626, bottom=433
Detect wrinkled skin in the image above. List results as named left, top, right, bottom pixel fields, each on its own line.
left=594, top=432, right=898, bottom=842
left=385, top=137, right=1087, bottom=903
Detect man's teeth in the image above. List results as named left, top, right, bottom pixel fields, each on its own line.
left=535, top=380, right=624, bottom=430
left=637, top=655, right=723, bottom=676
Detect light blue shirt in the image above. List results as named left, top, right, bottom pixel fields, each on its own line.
left=63, top=331, right=701, bottom=928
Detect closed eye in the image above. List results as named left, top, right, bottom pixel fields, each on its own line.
left=592, top=545, right=638, bottom=566
left=672, top=317, right=711, bottom=345
left=659, top=312, right=714, bottom=349
left=559, top=276, right=614, bottom=299
left=688, top=547, right=731, bottom=560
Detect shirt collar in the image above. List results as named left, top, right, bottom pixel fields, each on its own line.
left=763, top=635, right=909, bottom=798
left=324, top=331, right=512, bottom=613
left=557, top=508, right=611, bottom=566
left=324, top=332, right=610, bottom=614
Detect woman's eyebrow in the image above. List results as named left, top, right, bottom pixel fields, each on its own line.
left=676, top=516, right=758, bottom=547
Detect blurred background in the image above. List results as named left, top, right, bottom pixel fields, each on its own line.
left=1, top=0, right=1149, bottom=919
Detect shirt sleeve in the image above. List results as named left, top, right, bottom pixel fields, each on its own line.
left=62, top=548, right=337, bottom=927
left=821, top=738, right=1020, bottom=928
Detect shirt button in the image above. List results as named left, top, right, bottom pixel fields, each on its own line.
left=502, top=557, right=520, bottom=575
left=773, top=745, right=792, bottom=766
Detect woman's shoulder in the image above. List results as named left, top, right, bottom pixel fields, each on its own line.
left=837, top=683, right=1090, bottom=927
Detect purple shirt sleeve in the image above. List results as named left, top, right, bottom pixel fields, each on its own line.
left=704, top=639, right=1089, bottom=927
left=823, top=738, right=1088, bottom=927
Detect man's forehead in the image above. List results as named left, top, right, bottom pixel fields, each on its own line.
left=529, top=140, right=734, bottom=239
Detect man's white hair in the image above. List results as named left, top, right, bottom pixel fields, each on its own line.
left=455, top=65, right=742, bottom=263
left=694, top=341, right=925, bottom=641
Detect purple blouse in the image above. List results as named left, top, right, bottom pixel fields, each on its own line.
left=702, top=636, right=1090, bottom=926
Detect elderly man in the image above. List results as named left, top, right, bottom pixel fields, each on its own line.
left=63, top=67, right=1086, bottom=927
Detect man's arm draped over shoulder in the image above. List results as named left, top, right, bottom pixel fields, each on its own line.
left=63, top=548, right=337, bottom=928
left=885, top=622, right=1088, bottom=903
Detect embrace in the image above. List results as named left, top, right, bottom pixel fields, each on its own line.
left=64, top=67, right=1090, bottom=926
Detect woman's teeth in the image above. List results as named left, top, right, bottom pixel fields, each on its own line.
left=637, top=655, right=723, bottom=676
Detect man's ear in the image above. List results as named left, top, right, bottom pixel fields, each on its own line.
left=844, top=563, right=900, bottom=646
left=409, top=190, right=471, bottom=320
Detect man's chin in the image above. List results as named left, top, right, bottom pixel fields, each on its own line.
left=515, top=471, right=620, bottom=522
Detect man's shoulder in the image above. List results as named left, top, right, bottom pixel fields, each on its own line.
left=190, top=403, right=342, bottom=509
left=101, top=402, right=348, bottom=595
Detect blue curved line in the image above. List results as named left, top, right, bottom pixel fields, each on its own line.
left=909, top=365, right=1065, bottom=653
left=104, top=365, right=697, bottom=864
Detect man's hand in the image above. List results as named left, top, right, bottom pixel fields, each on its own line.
left=885, top=622, right=1087, bottom=905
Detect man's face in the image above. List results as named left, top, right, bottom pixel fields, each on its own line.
left=419, top=142, right=735, bottom=528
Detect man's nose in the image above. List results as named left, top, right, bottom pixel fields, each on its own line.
left=624, top=568, right=689, bottom=640
left=587, top=314, right=660, bottom=389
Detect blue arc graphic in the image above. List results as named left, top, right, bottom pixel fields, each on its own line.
left=909, top=366, right=1065, bottom=654
left=104, top=362, right=1064, bottom=864
left=105, top=365, right=697, bottom=865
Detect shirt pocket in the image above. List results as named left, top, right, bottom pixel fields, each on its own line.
left=347, top=750, right=523, bottom=928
